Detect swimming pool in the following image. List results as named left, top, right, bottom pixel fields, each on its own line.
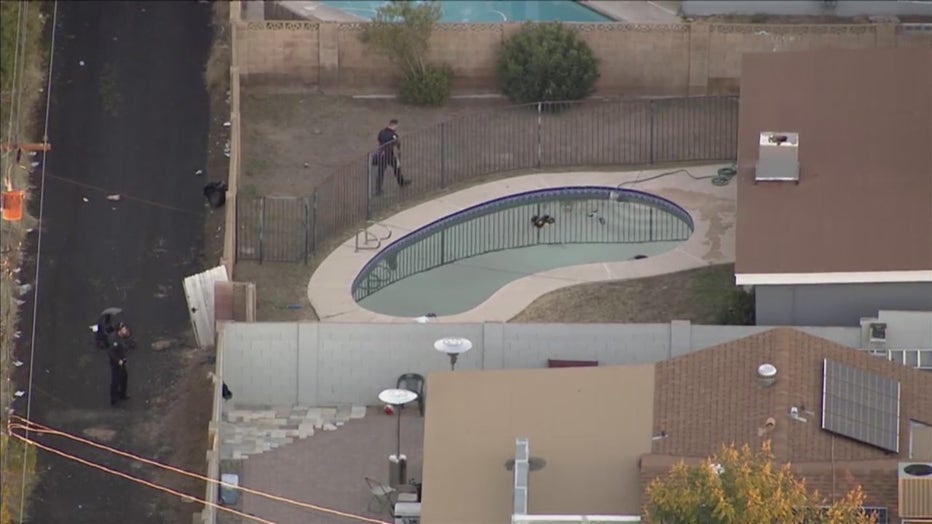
left=353, top=187, right=693, bottom=317
left=322, top=1, right=612, bottom=23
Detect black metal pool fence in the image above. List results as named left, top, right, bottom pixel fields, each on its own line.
left=351, top=186, right=695, bottom=302
left=236, top=95, right=738, bottom=263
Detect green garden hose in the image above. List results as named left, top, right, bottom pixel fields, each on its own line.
left=616, top=164, right=738, bottom=190
left=712, top=165, right=737, bottom=186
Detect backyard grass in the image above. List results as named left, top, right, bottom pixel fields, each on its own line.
left=509, top=263, right=754, bottom=325
left=1, top=2, right=50, bottom=523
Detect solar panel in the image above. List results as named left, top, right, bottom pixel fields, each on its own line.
left=821, top=359, right=901, bottom=453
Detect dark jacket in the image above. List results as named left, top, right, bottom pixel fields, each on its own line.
left=377, top=127, right=399, bottom=158
left=108, top=338, right=129, bottom=367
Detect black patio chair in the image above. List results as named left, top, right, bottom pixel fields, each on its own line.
left=396, top=373, right=425, bottom=417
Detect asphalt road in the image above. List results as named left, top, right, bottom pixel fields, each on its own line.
left=13, top=2, right=212, bottom=522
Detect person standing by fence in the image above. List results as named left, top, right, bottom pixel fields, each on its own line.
left=374, top=118, right=408, bottom=195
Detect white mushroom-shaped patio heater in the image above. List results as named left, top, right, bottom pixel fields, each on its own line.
left=434, top=337, right=473, bottom=371
left=379, top=388, right=418, bottom=460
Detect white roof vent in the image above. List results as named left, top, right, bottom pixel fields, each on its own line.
left=755, top=132, right=799, bottom=183
left=757, top=363, right=778, bottom=387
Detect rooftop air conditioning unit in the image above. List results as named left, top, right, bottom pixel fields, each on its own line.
left=860, top=318, right=888, bottom=353
left=870, top=322, right=888, bottom=344
left=900, top=462, right=932, bottom=520
left=755, top=132, right=799, bottom=183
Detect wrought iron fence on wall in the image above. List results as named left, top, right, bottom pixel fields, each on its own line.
left=235, top=95, right=738, bottom=263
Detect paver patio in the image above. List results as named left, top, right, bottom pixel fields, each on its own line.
left=238, top=406, right=425, bottom=524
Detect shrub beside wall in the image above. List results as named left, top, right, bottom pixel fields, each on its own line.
left=359, top=1, right=453, bottom=105
left=496, top=22, right=600, bottom=103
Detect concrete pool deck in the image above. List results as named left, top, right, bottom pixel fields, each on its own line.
left=307, top=164, right=737, bottom=323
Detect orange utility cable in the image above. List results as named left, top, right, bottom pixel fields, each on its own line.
left=7, top=416, right=392, bottom=524
left=6, top=428, right=276, bottom=524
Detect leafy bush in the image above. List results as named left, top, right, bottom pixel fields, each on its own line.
left=360, top=0, right=453, bottom=106
left=400, top=63, right=452, bottom=106
left=496, top=22, right=599, bottom=103
left=716, top=288, right=755, bottom=325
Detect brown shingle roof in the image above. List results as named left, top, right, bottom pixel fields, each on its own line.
left=651, top=328, right=932, bottom=462
left=735, top=47, right=932, bottom=277
left=644, top=328, right=932, bottom=519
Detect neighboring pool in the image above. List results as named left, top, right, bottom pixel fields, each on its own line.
left=353, top=187, right=693, bottom=317
left=321, top=1, right=612, bottom=23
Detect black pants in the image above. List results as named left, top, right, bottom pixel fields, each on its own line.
left=110, top=364, right=128, bottom=405
left=375, top=154, right=403, bottom=194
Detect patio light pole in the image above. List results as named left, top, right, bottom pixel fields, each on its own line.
left=434, top=337, right=473, bottom=371
left=378, top=388, right=418, bottom=461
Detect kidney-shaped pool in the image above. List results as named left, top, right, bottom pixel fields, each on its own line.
left=352, top=186, right=693, bottom=317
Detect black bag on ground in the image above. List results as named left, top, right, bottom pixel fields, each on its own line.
left=203, top=181, right=228, bottom=209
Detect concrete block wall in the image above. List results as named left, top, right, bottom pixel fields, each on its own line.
left=577, top=23, right=692, bottom=95
left=428, top=24, right=507, bottom=89
left=236, top=20, right=320, bottom=84
left=234, top=19, right=913, bottom=94
left=221, top=321, right=863, bottom=407
left=222, top=322, right=300, bottom=405
left=310, top=323, right=486, bottom=405
left=897, top=25, right=932, bottom=48
left=705, top=23, right=880, bottom=92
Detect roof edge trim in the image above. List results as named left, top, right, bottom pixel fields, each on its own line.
left=736, top=270, right=932, bottom=286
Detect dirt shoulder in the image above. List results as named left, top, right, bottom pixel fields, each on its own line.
left=1, top=2, right=51, bottom=521
left=155, top=3, right=232, bottom=523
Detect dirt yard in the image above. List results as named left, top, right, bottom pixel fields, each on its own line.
left=510, top=264, right=751, bottom=324
left=239, top=89, right=513, bottom=197
left=236, top=89, right=736, bottom=320
left=237, top=90, right=512, bottom=320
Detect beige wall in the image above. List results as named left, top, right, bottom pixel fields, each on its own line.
left=420, top=365, right=656, bottom=524
left=705, top=24, right=881, bottom=92
left=237, top=20, right=321, bottom=84
left=234, top=20, right=913, bottom=94
left=897, top=28, right=932, bottom=48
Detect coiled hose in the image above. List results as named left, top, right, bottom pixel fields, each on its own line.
left=616, top=165, right=738, bottom=189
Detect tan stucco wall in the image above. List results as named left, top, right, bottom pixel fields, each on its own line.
left=231, top=20, right=915, bottom=95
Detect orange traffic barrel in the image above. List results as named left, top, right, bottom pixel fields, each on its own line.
left=1, top=190, right=25, bottom=221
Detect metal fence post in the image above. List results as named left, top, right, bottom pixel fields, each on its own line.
left=649, top=207, right=654, bottom=242
left=365, top=156, right=372, bottom=221
left=233, top=196, right=239, bottom=264
left=303, top=196, right=310, bottom=265
left=649, top=99, right=656, bottom=165
left=536, top=102, right=542, bottom=169
left=258, top=196, right=265, bottom=264
left=310, top=190, right=317, bottom=257
left=440, top=122, right=446, bottom=188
